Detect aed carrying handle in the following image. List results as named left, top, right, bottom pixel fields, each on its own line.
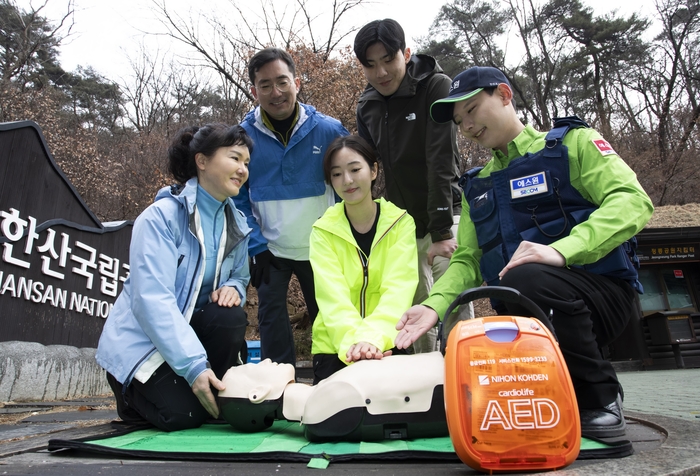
left=440, top=286, right=550, bottom=354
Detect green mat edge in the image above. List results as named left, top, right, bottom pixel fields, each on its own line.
left=48, top=437, right=460, bottom=463
left=47, top=424, right=633, bottom=463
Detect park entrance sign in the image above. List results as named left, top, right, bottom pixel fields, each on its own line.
left=0, top=121, right=132, bottom=348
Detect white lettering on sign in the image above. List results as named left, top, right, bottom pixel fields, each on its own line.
left=0, top=206, right=129, bottom=319
left=71, top=241, right=98, bottom=289
left=0, top=271, right=113, bottom=318
left=480, top=398, right=561, bottom=430
left=0, top=207, right=130, bottom=294
left=1, top=208, right=31, bottom=268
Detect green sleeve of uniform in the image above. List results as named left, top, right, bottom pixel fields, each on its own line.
left=549, top=128, right=654, bottom=265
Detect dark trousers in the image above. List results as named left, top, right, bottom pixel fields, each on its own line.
left=498, top=263, right=636, bottom=409
left=107, top=302, right=248, bottom=431
left=312, top=348, right=408, bottom=385
left=256, top=258, right=317, bottom=366
left=312, top=354, right=347, bottom=385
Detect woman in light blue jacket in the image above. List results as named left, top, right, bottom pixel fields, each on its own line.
left=96, top=124, right=253, bottom=431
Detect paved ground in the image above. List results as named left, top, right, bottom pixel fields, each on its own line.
left=0, top=368, right=698, bottom=475
left=617, top=368, right=700, bottom=421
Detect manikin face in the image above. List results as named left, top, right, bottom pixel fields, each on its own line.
left=329, top=147, right=378, bottom=206
left=360, top=42, right=411, bottom=97
left=451, top=84, right=517, bottom=155
left=250, top=59, right=301, bottom=121
left=196, top=144, right=250, bottom=201
left=219, top=359, right=295, bottom=401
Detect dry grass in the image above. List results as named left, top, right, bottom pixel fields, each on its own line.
left=244, top=275, right=312, bottom=361
left=645, top=203, right=700, bottom=228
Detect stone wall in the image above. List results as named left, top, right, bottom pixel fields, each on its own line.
left=0, top=341, right=109, bottom=402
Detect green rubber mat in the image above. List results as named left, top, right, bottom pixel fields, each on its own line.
left=48, top=420, right=633, bottom=465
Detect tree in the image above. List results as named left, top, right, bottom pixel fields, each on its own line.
left=149, top=2, right=254, bottom=105
left=289, top=44, right=365, bottom=132
left=628, top=0, right=700, bottom=204
left=418, top=37, right=469, bottom=79
left=421, top=0, right=565, bottom=128
left=0, top=0, right=73, bottom=88
left=209, top=0, right=363, bottom=61
left=425, top=0, right=508, bottom=71
left=151, top=0, right=367, bottom=104
left=422, top=0, right=654, bottom=131
left=546, top=0, right=651, bottom=136
left=56, top=66, right=124, bottom=134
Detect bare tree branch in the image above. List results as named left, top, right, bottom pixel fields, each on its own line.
left=1, top=0, right=75, bottom=84
left=151, top=0, right=254, bottom=101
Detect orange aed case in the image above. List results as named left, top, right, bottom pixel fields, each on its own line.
left=442, top=287, right=581, bottom=473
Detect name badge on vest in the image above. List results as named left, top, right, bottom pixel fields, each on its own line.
left=510, top=172, right=548, bottom=199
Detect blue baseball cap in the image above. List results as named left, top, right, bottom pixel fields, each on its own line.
left=430, top=66, right=511, bottom=123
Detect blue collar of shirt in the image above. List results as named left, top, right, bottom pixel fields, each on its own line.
left=196, top=184, right=226, bottom=216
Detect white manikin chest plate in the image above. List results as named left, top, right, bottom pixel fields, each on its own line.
left=301, top=352, right=445, bottom=425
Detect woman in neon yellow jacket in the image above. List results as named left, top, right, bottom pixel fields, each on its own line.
left=309, top=135, right=419, bottom=383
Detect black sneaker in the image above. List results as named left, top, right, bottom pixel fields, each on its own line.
left=580, top=393, right=626, bottom=438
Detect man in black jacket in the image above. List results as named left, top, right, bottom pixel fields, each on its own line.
left=354, top=19, right=471, bottom=352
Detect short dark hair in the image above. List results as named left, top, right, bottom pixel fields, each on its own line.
left=354, top=19, right=406, bottom=67
left=323, top=135, right=378, bottom=185
left=168, top=124, right=253, bottom=184
left=248, top=48, right=296, bottom=85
